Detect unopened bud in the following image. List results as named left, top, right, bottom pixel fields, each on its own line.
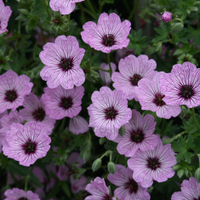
left=92, top=158, right=102, bottom=172
left=119, top=125, right=125, bottom=136
left=171, top=22, right=184, bottom=33
left=161, top=11, right=172, bottom=22
left=107, top=161, right=116, bottom=174
left=195, top=168, right=200, bottom=182
left=83, top=149, right=91, bottom=163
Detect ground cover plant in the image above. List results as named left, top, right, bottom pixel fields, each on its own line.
left=1, top=0, right=200, bottom=199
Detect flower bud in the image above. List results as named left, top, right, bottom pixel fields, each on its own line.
left=171, top=22, right=184, bottom=33
left=83, top=149, right=91, bottom=163
left=107, top=161, right=116, bottom=174
left=119, top=125, right=125, bottom=136
left=195, top=168, right=200, bottom=182
left=161, top=11, right=172, bottom=22
left=92, top=158, right=102, bottom=172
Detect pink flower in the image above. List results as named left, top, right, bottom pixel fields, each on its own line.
left=171, top=177, right=200, bottom=200
left=87, top=86, right=132, bottom=140
left=0, top=0, right=12, bottom=34
left=112, top=54, right=157, bottom=100
left=160, top=62, right=200, bottom=108
left=135, top=72, right=181, bottom=119
left=42, top=85, right=84, bottom=120
left=107, top=165, right=150, bottom=200
left=128, top=137, right=176, bottom=188
left=81, top=13, right=131, bottom=53
left=3, top=122, right=51, bottom=167
left=69, top=115, right=89, bottom=135
left=19, top=93, right=56, bottom=130
left=4, top=188, right=39, bottom=200
left=85, top=177, right=116, bottom=200
left=0, top=70, right=33, bottom=113
left=99, top=62, right=116, bottom=86
left=161, top=11, right=172, bottom=22
left=116, top=109, right=158, bottom=157
left=70, top=175, right=87, bottom=194
left=40, top=35, right=85, bottom=89
left=50, top=0, right=85, bottom=15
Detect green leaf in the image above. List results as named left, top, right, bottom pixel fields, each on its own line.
left=35, top=0, right=48, bottom=22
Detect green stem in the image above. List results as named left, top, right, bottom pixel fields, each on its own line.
left=18, top=21, right=21, bottom=35
left=122, top=0, right=131, bottom=13
left=163, top=131, right=186, bottom=144
left=24, top=175, right=30, bottom=192
left=42, top=0, right=51, bottom=19
left=192, top=107, right=200, bottom=133
left=100, top=150, right=112, bottom=159
left=107, top=53, right=112, bottom=76
left=128, top=0, right=140, bottom=22
left=198, top=154, right=200, bottom=167
left=85, top=0, right=97, bottom=18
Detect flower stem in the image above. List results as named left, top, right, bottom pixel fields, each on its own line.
left=42, top=0, right=51, bottom=19
left=128, top=0, right=140, bottom=22
left=85, top=0, right=97, bottom=18
left=24, top=175, right=30, bottom=192
left=192, top=107, right=200, bottom=133
left=107, top=53, right=112, bottom=76
left=100, top=150, right=112, bottom=159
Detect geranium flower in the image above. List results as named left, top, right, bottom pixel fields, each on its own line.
left=116, top=109, right=157, bottom=157
left=41, top=85, right=84, bottom=120
left=171, top=177, right=200, bottom=200
left=135, top=72, right=181, bottom=119
left=0, top=0, right=12, bottom=34
left=107, top=165, right=150, bottom=200
left=81, top=13, right=131, bottom=53
left=112, top=54, right=157, bottom=100
left=85, top=177, right=116, bottom=200
left=40, top=35, right=85, bottom=89
left=87, top=86, right=132, bottom=140
left=19, top=93, right=56, bottom=130
left=0, top=70, right=33, bottom=113
left=128, top=137, right=176, bottom=188
left=160, top=62, right=200, bottom=108
left=50, top=0, right=85, bottom=15
left=3, top=122, right=51, bottom=167
left=4, top=188, right=39, bottom=200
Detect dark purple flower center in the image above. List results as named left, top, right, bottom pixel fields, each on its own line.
left=104, top=106, right=118, bottom=120
left=5, top=90, right=18, bottom=102
left=102, top=34, right=115, bottom=47
left=32, top=107, right=45, bottom=121
left=147, top=157, right=161, bottom=170
left=22, top=139, right=37, bottom=155
left=153, top=93, right=166, bottom=106
left=179, top=85, right=194, bottom=99
left=102, top=194, right=112, bottom=200
left=193, top=197, right=200, bottom=200
left=129, top=74, right=142, bottom=86
left=59, top=96, right=73, bottom=110
left=59, top=58, right=73, bottom=71
left=130, top=129, right=144, bottom=143
left=18, top=198, right=28, bottom=200
left=125, top=179, right=138, bottom=194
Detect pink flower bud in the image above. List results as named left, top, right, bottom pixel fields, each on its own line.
left=161, top=11, right=172, bottom=22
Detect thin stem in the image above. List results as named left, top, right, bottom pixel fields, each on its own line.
left=122, top=0, right=131, bottom=13
left=42, top=0, right=51, bottom=19
left=18, top=21, right=21, bottom=35
left=192, top=107, right=200, bottom=133
left=85, top=0, right=97, bottom=18
left=107, top=53, right=112, bottom=76
left=163, top=131, right=186, bottom=144
left=24, top=175, right=30, bottom=192
left=100, top=150, right=112, bottom=159
left=128, top=0, right=140, bottom=22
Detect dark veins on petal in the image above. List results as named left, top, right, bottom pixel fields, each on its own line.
left=59, top=96, right=73, bottom=110
left=130, top=74, right=142, bottom=86
left=179, top=85, right=194, bottom=99
left=104, top=106, right=118, bottom=120
left=102, top=194, right=113, bottom=200
left=130, top=129, right=144, bottom=143
left=18, top=198, right=28, bottom=200
left=22, top=139, right=37, bottom=155
left=147, top=157, right=161, bottom=170
left=5, top=89, right=18, bottom=102
left=125, top=179, right=138, bottom=194
left=32, top=107, right=46, bottom=121
left=59, top=57, right=73, bottom=71
left=102, top=34, right=116, bottom=47
left=153, top=93, right=166, bottom=106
